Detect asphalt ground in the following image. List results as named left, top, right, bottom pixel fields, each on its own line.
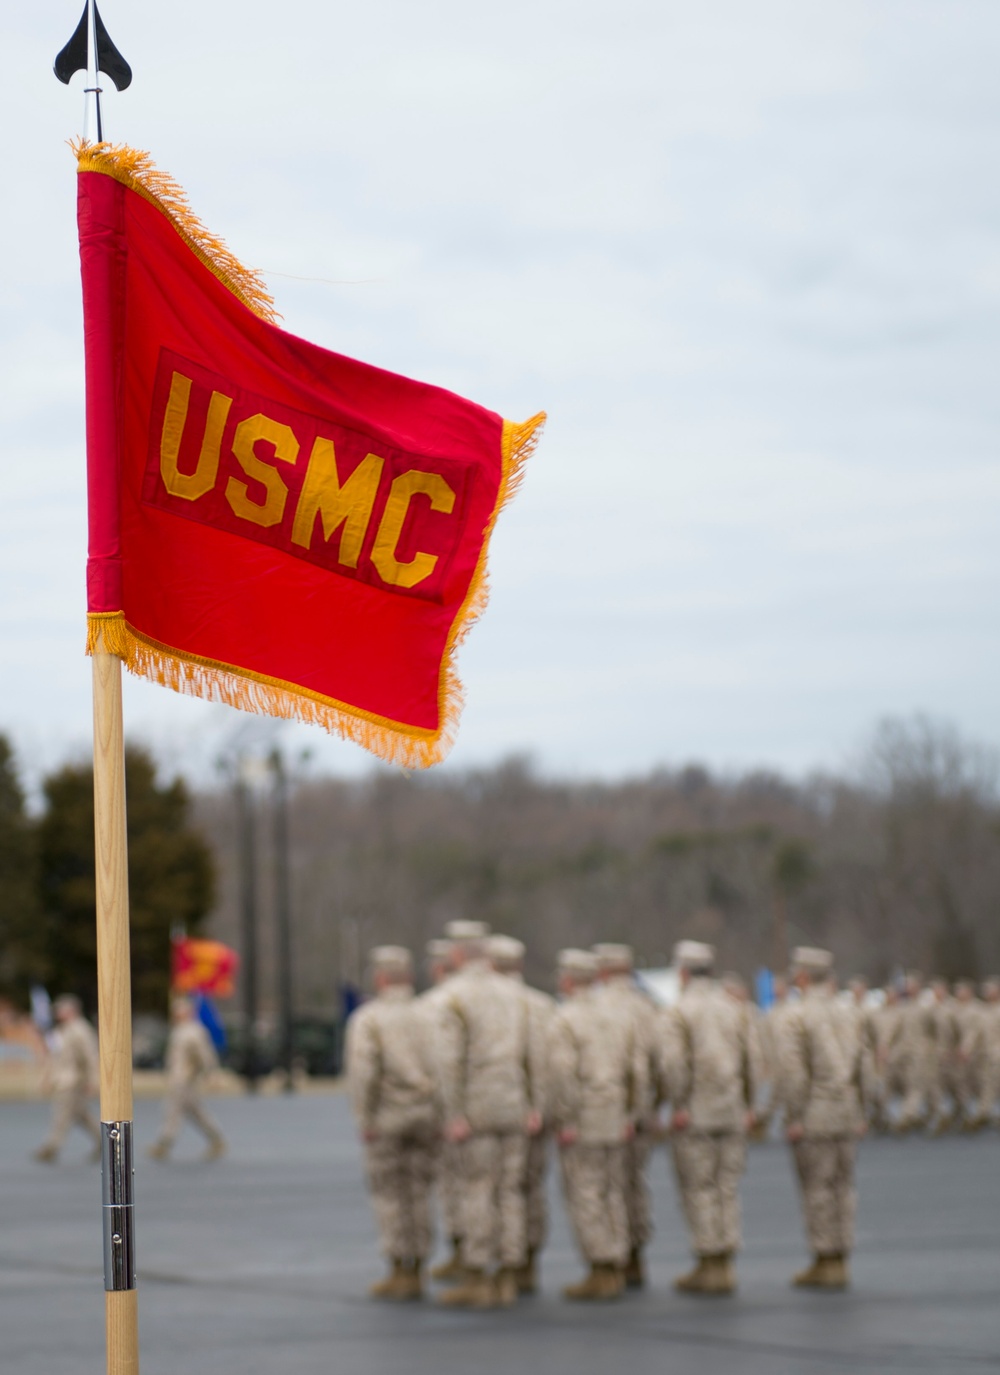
left=2, top=1093, right=999, bottom=1375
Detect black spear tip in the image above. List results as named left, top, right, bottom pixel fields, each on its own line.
left=54, top=2, right=132, bottom=91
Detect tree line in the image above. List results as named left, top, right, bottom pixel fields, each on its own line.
left=196, top=716, right=1000, bottom=1015
left=0, top=740, right=214, bottom=1014
left=1, top=716, right=997, bottom=1021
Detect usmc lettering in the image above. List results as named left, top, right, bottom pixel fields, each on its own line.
left=143, top=350, right=469, bottom=602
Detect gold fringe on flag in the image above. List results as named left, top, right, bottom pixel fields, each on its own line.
left=74, top=139, right=278, bottom=322
left=76, top=139, right=545, bottom=766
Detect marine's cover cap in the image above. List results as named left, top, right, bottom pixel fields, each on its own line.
left=790, top=946, right=833, bottom=975
left=592, top=943, right=634, bottom=972
left=443, top=919, right=491, bottom=942
left=673, top=940, right=716, bottom=971
left=489, top=935, right=526, bottom=967
left=425, top=938, right=452, bottom=961
left=558, top=948, right=599, bottom=979
left=369, top=945, right=413, bottom=975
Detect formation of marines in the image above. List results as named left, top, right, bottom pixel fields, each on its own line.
left=31, top=938, right=1000, bottom=1302
left=345, top=926, right=1000, bottom=1307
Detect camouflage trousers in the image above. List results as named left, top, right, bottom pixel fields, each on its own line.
left=884, top=1062, right=927, bottom=1125
left=155, top=1083, right=224, bottom=1148
left=792, top=1137, right=856, bottom=1256
left=974, top=1058, right=1000, bottom=1120
left=525, top=1132, right=549, bottom=1253
left=437, top=1140, right=465, bottom=1243
left=928, top=1060, right=981, bottom=1121
left=623, top=1129, right=654, bottom=1250
left=42, top=1087, right=101, bottom=1153
left=558, top=1141, right=629, bottom=1267
left=670, top=1130, right=746, bottom=1256
left=459, top=1132, right=528, bottom=1270
left=364, top=1131, right=439, bottom=1263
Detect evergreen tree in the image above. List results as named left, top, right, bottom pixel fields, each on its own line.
left=37, top=746, right=215, bottom=1014
left=0, top=735, right=41, bottom=1005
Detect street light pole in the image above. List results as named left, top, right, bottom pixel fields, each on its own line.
left=271, top=747, right=295, bottom=1092
left=235, top=765, right=260, bottom=1091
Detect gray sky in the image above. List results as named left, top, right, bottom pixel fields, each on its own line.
left=2, top=1, right=998, bottom=784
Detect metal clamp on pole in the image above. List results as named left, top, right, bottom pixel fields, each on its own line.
left=101, top=1120, right=136, bottom=1291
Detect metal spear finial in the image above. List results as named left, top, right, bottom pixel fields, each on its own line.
left=54, top=0, right=132, bottom=142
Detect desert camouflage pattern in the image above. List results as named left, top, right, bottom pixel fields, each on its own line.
left=436, top=959, right=539, bottom=1132
left=548, top=985, right=636, bottom=1269
left=657, top=977, right=760, bottom=1133
left=595, top=974, right=661, bottom=1251
left=165, top=1018, right=218, bottom=1086
left=347, top=984, right=444, bottom=1266
left=777, top=984, right=866, bottom=1260
left=420, top=979, right=464, bottom=1245
left=559, top=1143, right=629, bottom=1266
left=155, top=1019, right=224, bottom=1150
left=658, top=977, right=757, bottom=1259
left=38, top=1016, right=101, bottom=1155
left=791, top=1138, right=857, bottom=1256
left=515, top=979, right=557, bottom=1252
left=671, top=1132, right=747, bottom=1256
left=777, top=985, right=868, bottom=1137
left=364, top=1133, right=438, bottom=1263
left=435, top=958, right=540, bottom=1272
left=547, top=987, right=642, bottom=1144
left=346, top=985, right=443, bottom=1138
left=48, top=1016, right=99, bottom=1094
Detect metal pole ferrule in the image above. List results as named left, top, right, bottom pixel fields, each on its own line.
left=101, top=1120, right=136, bottom=1291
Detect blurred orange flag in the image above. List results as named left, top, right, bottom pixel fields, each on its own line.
left=171, top=937, right=239, bottom=998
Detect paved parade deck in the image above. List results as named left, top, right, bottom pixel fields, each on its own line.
left=2, top=1092, right=998, bottom=1374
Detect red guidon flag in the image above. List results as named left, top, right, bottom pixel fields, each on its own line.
left=77, top=143, right=543, bottom=767
left=171, top=937, right=239, bottom=999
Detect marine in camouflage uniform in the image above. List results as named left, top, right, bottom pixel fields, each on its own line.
left=926, top=980, right=963, bottom=1133
left=951, top=980, right=983, bottom=1127
left=34, top=995, right=101, bottom=1164
left=756, top=975, right=794, bottom=1140
left=846, top=977, right=883, bottom=1130
left=777, top=946, right=869, bottom=1291
left=723, top=971, right=769, bottom=1140
left=873, top=985, right=902, bottom=1132
left=420, top=932, right=467, bottom=1281
left=592, top=943, right=659, bottom=1288
left=548, top=949, right=639, bottom=1301
left=147, top=997, right=225, bottom=1161
left=490, top=934, right=556, bottom=1294
left=884, top=973, right=934, bottom=1132
left=976, top=980, right=1000, bottom=1127
left=657, top=941, right=758, bottom=1296
left=435, top=922, right=542, bottom=1309
left=346, top=946, right=444, bottom=1301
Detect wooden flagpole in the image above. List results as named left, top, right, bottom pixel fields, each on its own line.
left=54, top=6, right=139, bottom=1363
left=93, top=637, right=139, bottom=1374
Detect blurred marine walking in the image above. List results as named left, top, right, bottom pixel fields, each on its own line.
left=34, top=994, right=101, bottom=1164
left=148, top=996, right=226, bottom=1161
